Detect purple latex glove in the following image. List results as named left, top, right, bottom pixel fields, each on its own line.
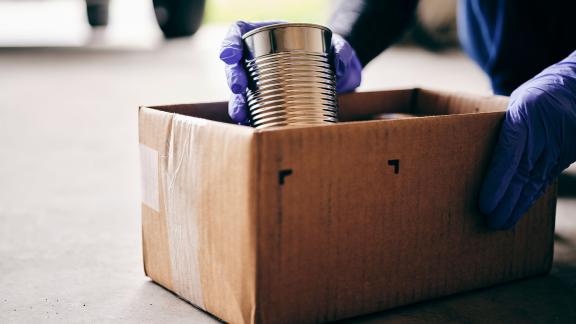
left=219, top=21, right=362, bottom=124
left=479, top=50, right=576, bottom=229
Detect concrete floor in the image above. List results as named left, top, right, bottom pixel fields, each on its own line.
left=0, top=3, right=575, bottom=323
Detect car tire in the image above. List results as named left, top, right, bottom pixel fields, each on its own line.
left=86, top=0, right=110, bottom=27
left=153, top=0, right=206, bottom=38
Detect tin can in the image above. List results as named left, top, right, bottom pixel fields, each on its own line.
left=242, top=23, right=338, bottom=129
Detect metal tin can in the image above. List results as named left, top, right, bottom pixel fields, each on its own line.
left=242, top=23, right=338, bottom=129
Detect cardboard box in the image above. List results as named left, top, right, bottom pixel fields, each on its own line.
left=138, top=88, right=556, bottom=324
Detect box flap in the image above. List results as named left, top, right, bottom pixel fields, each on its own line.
left=150, top=101, right=233, bottom=124
left=338, top=89, right=415, bottom=121
left=415, top=88, right=509, bottom=115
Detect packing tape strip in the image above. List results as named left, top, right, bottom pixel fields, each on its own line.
left=163, top=115, right=205, bottom=309
left=139, top=143, right=160, bottom=212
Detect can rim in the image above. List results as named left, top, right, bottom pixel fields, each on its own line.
left=242, top=23, right=331, bottom=40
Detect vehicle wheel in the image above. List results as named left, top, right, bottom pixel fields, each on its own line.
left=153, top=0, right=206, bottom=38
left=86, top=0, right=110, bottom=27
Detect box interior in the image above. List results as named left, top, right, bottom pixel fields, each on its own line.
left=150, top=88, right=508, bottom=126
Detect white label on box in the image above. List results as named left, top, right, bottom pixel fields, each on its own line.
left=140, top=143, right=159, bottom=212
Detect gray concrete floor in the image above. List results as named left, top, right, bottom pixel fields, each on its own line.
left=0, top=4, right=575, bottom=323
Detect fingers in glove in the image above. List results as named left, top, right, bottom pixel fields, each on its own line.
left=228, top=93, right=249, bottom=124
left=482, top=88, right=551, bottom=228
left=220, top=22, right=245, bottom=65
left=503, top=152, right=556, bottom=229
left=220, top=21, right=284, bottom=64
left=332, top=34, right=362, bottom=93
left=225, top=63, right=248, bottom=94
left=479, top=107, right=528, bottom=216
left=336, top=54, right=362, bottom=93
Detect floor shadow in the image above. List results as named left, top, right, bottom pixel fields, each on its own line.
left=143, top=280, right=225, bottom=323
left=337, top=275, right=576, bottom=323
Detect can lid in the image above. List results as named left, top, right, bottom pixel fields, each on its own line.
left=242, top=23, right=331, bottom=40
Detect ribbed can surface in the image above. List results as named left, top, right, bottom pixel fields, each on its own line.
left=242, top=23, right=338, bottom=129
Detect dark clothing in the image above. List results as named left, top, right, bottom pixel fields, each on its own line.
left=459, top=0, right=576, bottom=95
left=329, top=0, right=419, bottom=68
left=329, top=0, right=576, bottom=95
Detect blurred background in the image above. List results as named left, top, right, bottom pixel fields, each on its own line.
left=0, top=0, right=574, bottom=322
left=0, top=0, right=331, bottom=47
left=0, top=0, right=466, bottom=48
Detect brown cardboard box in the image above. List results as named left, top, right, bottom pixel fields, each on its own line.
left=138, top=88, right=556, bottom=324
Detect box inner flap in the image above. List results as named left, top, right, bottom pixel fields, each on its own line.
left=150, top=102, right=233, bottom=123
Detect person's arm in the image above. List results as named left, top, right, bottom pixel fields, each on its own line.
left=329, top=0, right=420, bottom=67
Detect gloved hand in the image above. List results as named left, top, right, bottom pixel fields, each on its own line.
left=219, top=21, right=362, bottom=124
left=480, top=50, right=576, bottom=229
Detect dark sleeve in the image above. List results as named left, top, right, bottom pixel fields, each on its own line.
left=328, top=0, right=420, bottom=67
